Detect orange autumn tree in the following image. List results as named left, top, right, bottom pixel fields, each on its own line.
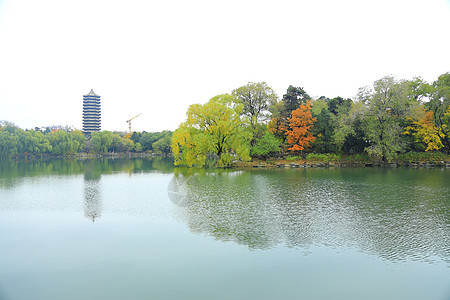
left=285, top=101, right=316, bottom=152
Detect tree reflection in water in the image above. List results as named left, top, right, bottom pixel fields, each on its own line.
left=168, top=168, right=450, bottom=263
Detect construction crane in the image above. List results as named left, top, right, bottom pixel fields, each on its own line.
left=126, top=113, right=142, bottom=132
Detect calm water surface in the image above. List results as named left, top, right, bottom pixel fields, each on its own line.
left=0, top=158, right=449, bottom=300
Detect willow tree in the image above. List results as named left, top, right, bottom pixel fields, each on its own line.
left=172, top=94, right=252, bottom=167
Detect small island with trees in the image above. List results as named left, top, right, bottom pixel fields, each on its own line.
left=1, top=73, right=449, bottom=168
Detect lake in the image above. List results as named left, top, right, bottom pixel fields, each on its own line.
left=0, top=158, right=449, bottom=300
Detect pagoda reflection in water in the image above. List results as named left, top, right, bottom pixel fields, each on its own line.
left=83, top=161, right=102, bottom=222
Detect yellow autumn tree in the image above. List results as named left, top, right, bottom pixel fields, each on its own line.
left=171, top=94, right=252, bottom=167
left=285, top=101, right=316, bottom=152
left=404, top=106, right=444, bottom=151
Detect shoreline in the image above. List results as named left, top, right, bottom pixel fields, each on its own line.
left=234, top=159, right=450, bottom=169
left=3, top=154, right=450, bottom=169
left=5, top=152, right=160, bottom=161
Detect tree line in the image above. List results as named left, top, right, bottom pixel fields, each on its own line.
left=2, top=73, right=448, bottom=164
left=0, top=123, right=172, bottom=159
left=172, top=73, right=449, bottom=167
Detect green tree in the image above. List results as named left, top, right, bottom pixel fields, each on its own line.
left=140, top=132, right=158, bottom=151
left=70, top=130, right=85, bottom=153
left=109, top=133, right=133, bottom=152
left=152, top=133, right=172, bottom=154
left=406, top=76, right=433, bottom=102
left=28, top=130, right=52, bottom=154
left=140, top=131, right=170, bottom=151
left=49, top=130, right=78, bottom=155
left=327, top=96, right=353, bottom=116
left=360, top=76, right=417, bottom=162
left=250, top=132, right=281, bottom=159
left=91, top=131, right=114, bottom=153
left=332, top=100, right=368, bottom=154
left=172, top=94, right=252, bottom=167
left=426, top=72, right=450, bottom=153
left=311, top=108, right=336, bottom=153
left=268, top=101, right=288, bottom=144
left=232, top=82, right=278, bottom=144
left=133, top=142, right=143, bottom=152
left=0, top=124, right=19, bottom=159
left=130, top=132, right=142, bottom=144
left=281, top=85, right=311, bottom=117
left=311, top=97, right=328, bottom=116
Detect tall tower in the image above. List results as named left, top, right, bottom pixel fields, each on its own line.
left=82, top=89, right=101, bottom=136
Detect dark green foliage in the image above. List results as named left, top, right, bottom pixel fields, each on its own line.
left=130, top=132, right=142, bottom=144
left=152, top=132, right=172, bottom=154
left=341, top=119, right=368, bottom=154
left=140, top=131, right=172, bottom=151
left=311, top=108, right=336, bottom=153
left=327, top=97, right=342, bottom=115
left=327, top=97, right=352, bottom=115
left=281, top=85, right=311, bottom=117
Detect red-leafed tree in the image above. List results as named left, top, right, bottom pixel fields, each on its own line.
left=285, top=101, right=316, bottom=152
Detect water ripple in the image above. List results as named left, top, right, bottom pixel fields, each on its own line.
left=170, top=168, right=450, bottom=264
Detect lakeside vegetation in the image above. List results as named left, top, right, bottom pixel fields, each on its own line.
left=1, top=73, right=449, bottom=166
left=172, top=73, right=449, bottom=167
left=0, top=125, right=172, bottom=159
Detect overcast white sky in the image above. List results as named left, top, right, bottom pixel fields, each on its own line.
left=0, top=0, right=449, bottom=132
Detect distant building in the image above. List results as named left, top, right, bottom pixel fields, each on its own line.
left=82, top=89, right=101, bottom=136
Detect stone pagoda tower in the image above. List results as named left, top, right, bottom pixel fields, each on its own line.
left=82, top=89, right=101, bottom=137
